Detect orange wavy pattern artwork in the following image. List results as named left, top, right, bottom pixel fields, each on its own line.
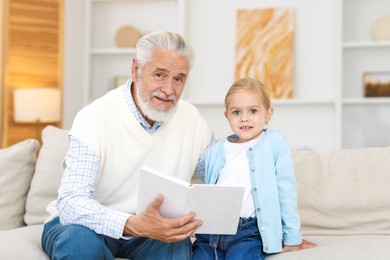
left=235, top=8, right=295, bottom=99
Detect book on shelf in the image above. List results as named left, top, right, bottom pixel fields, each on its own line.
left=136, top=166, right=245, bottom=235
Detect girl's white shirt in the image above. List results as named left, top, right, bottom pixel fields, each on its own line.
left=217, top=132, right=264, bottom=218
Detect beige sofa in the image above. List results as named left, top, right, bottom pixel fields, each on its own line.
left=268, top=146, right=390, bottom=259
left=1, top=125, right=389, bottom=259
left=0, top=126, right=68, bottom=259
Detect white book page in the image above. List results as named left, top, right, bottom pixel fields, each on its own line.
left=136, top=166, right=190, bottom=218
left=190, top=185, right=245, bottom=234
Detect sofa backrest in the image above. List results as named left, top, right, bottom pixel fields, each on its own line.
left=0, top=126, right=69, bottom=230
left=2, top=125, right=389, bottom=235
left=24, top=126, right=69, bottom=225
left=292, top=147, right=390, bottom=236
left=0, top=139, right=39, bottom=229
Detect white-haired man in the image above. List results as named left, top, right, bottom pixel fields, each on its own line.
left=42, top=31, right=215, bottom=260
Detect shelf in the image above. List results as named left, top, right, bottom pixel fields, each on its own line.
left=189, top=101, right=223, bottom=107
left=343, top=98, right=390, bottom=105
left=272, top=99, right=335, bottom=106
left=343, top=41, right=390, bottom=49
left=90, top=48, right=136, bottom=55
left=92, top=0, right=130, bottom=2
left=189, top=99, right=335, bottom=107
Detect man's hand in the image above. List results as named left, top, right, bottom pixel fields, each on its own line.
left=123, top=194, right=203, bottom=242
left=282, top=239, right=317, bottom=252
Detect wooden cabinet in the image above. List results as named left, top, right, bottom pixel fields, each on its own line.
left=0, top=0, right=63, bottom=148
left=0, top=0, right=5, bottom=147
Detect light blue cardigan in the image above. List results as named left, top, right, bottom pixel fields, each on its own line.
left=204, top=129, right=302, bottom=253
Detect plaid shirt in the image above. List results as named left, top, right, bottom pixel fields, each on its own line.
left=57, top=80, right=215, bottom=238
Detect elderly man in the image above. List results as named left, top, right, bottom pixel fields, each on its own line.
left=42, top=31, right=214, bottom=260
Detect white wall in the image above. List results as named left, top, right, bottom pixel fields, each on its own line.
left=184, top=0, right=337, bottom=102
left=63, top=0, right=86, bottom=128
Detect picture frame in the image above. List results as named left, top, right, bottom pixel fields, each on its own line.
left=363, top=71, right=390, bottom=97
left=235, top=8, right=295, bottom=99
left=114, top=76, right=129, bottom=88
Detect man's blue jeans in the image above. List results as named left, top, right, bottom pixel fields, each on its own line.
left=42, top=217, right=191, bottom=260
left=192, top=217, right=264, bottom=260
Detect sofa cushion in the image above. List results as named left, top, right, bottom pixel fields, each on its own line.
left=25, top=126, right=69, bottom=225
left=266, top=235, right=390, bottom=260
left=0, top=139, right=39, bottom=230
left=0, top=225, right=130, bottom=260
left=292, top=147, right=390, bottom=236
left=0, top=224, right=48, bottom=260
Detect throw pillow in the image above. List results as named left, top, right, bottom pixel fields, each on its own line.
left=0, top=139, right=39, bottom=230
left=292, top=147, right=390, bottom=236
left=24, top=125, right=69, bottom=225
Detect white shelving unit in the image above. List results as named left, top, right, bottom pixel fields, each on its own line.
left=341, top=0, right=390, bottom=148
left=83, top=0, right=186, bottom=104
left=79, top=0, right=390, bottom=151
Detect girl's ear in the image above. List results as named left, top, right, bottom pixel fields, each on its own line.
left=266, top=107, right=274, bottom=123
left=223, top=110, right=229, bottom=120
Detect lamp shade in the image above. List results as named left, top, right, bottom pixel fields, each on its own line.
left=13, top=88, right=61, bottom=123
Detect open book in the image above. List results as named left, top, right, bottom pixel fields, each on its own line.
left=136, top=166, right=245, bottom=235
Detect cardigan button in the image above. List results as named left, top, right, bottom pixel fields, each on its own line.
left=248, top=147, right=252, bottom=151
left=253, top=187, right=257, bottom=191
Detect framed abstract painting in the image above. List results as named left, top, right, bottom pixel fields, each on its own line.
left=235, top=8, right=295, bottom=99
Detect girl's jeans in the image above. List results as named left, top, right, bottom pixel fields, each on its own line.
left=192, top=217, right=265, bottom=260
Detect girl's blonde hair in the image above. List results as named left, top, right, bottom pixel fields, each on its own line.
left=225, top=78, right=271, bottom=111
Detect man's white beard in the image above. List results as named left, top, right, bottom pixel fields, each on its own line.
left=135, top=80, right=177, bottom=122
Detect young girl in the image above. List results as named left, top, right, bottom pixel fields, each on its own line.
left=192, top=78, right=315, bottom=259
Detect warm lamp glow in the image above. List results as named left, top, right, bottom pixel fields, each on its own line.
left=13, top=88, right=61, bottom=123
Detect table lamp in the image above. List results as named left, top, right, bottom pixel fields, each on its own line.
left=13, top=88, right=61, bottom=141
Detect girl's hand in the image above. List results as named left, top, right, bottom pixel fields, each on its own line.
left=282, top=239, right=317, bottom=252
